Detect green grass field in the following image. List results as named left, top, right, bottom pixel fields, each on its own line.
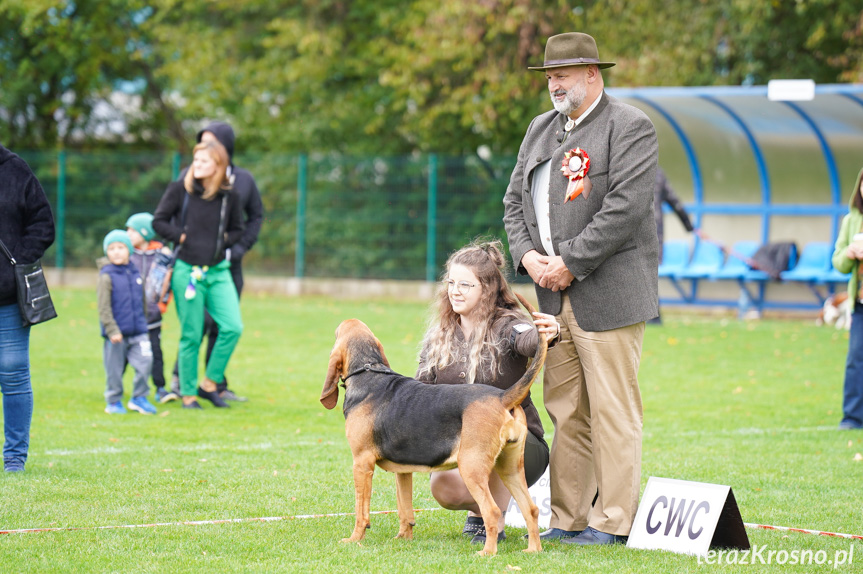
left=1, top=288, right=861, bottom=573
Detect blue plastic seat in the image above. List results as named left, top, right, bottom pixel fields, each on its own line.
left=658, top=240, right=690, bottom=278
left=779, top=242, right=833, bottom=282
left=821, top=262, right=851, bottom=284
left=712, top=240, right=760, bottom=280
left=676, top=240, right=725, bottom=279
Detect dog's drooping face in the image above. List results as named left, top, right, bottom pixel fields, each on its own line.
left=321, top=319, right=389, bottom=410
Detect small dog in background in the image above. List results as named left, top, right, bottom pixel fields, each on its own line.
left=818, top=292, right=851, bottom=330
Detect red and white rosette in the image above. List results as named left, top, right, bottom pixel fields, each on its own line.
left=561, top=147, right=591, bottom=202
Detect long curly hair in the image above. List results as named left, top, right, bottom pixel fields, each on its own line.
left=418, top=238, right=529, bottom=384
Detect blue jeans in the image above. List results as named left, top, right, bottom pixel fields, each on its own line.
left=842, top=304, right=863, bottom=427
left=0, top=304, right=32, bottom=470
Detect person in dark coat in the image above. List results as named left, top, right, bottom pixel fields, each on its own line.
left=650, top=167, right=695, bottom=324
left=154, top=140, right=245, bottom=410
left=166, top=121, right=263, bottom=403
left=654, top=167, right=694, bottom=259
left=0, top=143, right=55, bottom=472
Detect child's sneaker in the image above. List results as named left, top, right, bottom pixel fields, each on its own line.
left=105, top=401, right=127, bottom=414
left=127, top=396, right=157, bottom=415
left=158, top=389, right=180, bottom=404
left=155, top=388, right=172, bottom=403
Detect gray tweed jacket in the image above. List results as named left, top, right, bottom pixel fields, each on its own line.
left=503, top=92, right=659, bottom=332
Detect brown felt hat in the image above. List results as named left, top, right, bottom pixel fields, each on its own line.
left=529, top=32, right=615, bottom=71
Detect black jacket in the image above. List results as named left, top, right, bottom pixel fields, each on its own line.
left=0, top=144, right=55, bottom=306
left=187, top=121, right=264, bottom=261
left=152, top=182, right=244, bottom=267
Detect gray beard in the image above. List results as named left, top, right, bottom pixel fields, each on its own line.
left=552, top=80, right=587, bottom=117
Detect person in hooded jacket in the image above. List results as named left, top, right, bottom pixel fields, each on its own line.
left=125, top=212, right=172, bottom=402
left=0, top=143, right=55, bottom=472
left=165, top=121, right=263, bottom=403
left=832, top=167, right=863, bottom=430
left=153, top=140, right=245, bottom=410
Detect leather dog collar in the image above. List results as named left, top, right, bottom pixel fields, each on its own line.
left=341, top=363, right=394, bottom=386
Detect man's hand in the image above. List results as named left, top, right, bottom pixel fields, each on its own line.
left=539, top=255, right=574, bottom=292
left=521, top=250, right=550, bottom=284
left=109, top=333, right=123, bottom=344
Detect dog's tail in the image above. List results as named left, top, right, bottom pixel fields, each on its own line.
left=501, top=293, right=549, bottom=410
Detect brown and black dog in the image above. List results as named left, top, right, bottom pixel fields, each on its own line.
left=321, top=309, right=546, bottom=556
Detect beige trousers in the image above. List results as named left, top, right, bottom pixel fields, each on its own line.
left=543, top=295, right=644, bottom=536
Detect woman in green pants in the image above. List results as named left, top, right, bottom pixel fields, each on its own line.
left=153, top=140, right=245, bottom=409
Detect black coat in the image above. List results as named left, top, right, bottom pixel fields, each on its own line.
left=0, top=145, right=55, bottom=306
left=152, top=182, right=244, bottom=267
left=188, top=121, right=264, bottom=262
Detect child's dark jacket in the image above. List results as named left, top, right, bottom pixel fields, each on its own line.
left=97, top=259, right=148, bottom=339
left=129, top=240, right=166, bottom=327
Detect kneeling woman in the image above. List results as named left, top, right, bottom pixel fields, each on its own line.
left=153, top=140, right=244, bottom=409
left=416, top=239, right=559, bottom=543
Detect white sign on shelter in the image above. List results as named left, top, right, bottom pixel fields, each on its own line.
left=627, top=477, right=749, bottom=556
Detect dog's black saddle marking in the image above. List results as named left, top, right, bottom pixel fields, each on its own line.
left=344, top=367, right=504, bottom=468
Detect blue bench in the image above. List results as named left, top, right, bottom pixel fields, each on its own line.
left=669, top=239, right=726, bottom=302
left=658, top=240, right=689, bottom=278
left=779, top=242, right=848, bottom=304
left=711, top=240, right=760, bottom=281
left=709, top=240, right=769, bottom=316
left=677, top=240, right=725, bottom=280
left=659, top=238, right=850, bottom=312
left=658, top=240, right=691, bottom=300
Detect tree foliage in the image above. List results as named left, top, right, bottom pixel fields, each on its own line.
left=1, top=0, right=861, bottom=154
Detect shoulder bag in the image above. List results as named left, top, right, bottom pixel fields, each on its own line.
left=0, top=237, right=58, bottom=326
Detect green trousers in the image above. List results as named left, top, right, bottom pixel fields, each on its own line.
left=171, top=259, right=243, bottom=397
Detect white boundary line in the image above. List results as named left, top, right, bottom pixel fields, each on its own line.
left=0, top=508, right=441, bottom=535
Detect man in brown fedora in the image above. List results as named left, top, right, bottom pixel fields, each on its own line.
left=503, top=32, right=659, bottom=546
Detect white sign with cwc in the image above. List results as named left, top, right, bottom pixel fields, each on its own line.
left=627, top=477, right=741, bottom=556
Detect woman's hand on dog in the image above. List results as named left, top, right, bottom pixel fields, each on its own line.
left=532, top=312, right=561, bottom=338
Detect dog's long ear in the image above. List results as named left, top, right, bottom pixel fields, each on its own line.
left=375, top=337, right=390, bottom=368
left=320, top=350, right=342, bottom=410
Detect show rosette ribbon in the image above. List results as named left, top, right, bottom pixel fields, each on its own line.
left=561, top=147, right=591, bottom=202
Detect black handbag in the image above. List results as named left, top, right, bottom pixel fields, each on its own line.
left=0, top=238, right=58, bottom=327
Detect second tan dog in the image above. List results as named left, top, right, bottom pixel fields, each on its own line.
left=321, top=315, right=546, bottom=556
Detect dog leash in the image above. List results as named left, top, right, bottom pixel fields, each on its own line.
left=341, top=363, right=394, bottom=384
left=693, top=229, right=781, bottom=279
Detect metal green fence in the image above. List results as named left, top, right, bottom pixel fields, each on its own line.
left=17, top=150, right=518, bottom=282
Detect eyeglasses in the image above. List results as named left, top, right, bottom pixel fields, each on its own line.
left=445, top=279, right=477, bottom=295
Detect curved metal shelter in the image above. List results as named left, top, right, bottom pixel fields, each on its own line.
left=608, top=84, right=863, bottom=246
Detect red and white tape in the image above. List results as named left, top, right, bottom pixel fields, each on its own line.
left=2, top=511, right=860, bottom=542
left=745, top=522, right=863, bottom=541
